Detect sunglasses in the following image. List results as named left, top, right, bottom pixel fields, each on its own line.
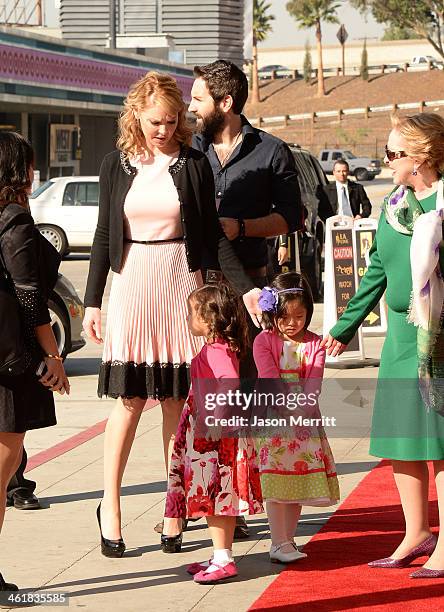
left=385, top=145, right=407, bottom=162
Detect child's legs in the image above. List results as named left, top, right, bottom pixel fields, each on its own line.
left=266, top=500, right=288, bottom=546
left=284, top=503, right=302, bottom=541
left=207, top=515, right=236, bottom=552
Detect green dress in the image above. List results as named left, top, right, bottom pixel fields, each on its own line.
left=331, top=193, right=444, bottom=460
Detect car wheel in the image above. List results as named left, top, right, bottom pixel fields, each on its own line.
left=47, top=298, right=70, bottom=359
left=354, top=168, right=368, bottom=182
left=38, top=225, right=69, bottom=256
left=306, top=239, right=323, bottom=302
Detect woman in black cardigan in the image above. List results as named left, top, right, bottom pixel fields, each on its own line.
left=0, top=132, right=69, bottom=592
left=83, top=72, right=259, bottom=556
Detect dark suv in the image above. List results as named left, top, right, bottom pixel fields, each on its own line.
left=270, top=145, right=327, bottom=300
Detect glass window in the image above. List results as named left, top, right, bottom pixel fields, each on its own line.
left=344, top=150, right=356, bottom=159
left=321, top=152, right=329, bottom=161
left=63, top=182, right=99, bottom=206
left=332, top=151, right=342, bottom=160
left=30, top=180, right=54, bottom=199
left=62, top=182, right=77, bottom=206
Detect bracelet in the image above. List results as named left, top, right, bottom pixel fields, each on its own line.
left=238, top=218, right=246, bottom=241
left=45, top=354, right=63, bottom=362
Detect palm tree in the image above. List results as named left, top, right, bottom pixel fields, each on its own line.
left=286, top=0, right=340, bottom=96
left=252, top=0, right=275, bottom=104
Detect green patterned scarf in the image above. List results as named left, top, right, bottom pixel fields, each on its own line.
left=383, top=181, right=444, bottom=415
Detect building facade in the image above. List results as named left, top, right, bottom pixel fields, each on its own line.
left=0, top=25, right=193, bottom=179
left=60, top=0, right=246, bottom=66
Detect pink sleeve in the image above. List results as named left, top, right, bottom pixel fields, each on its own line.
left=304, top=337, right=326, bottom=398
left=205, top=343, right=239, bottom=379
left=253, top=332, right=281, bottom=378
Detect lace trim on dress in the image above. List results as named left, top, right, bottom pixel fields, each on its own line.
left=98, top=359, right=191, bottom=401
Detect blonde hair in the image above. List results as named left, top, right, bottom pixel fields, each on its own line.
left=117, top=71, right=192, bottom=157
left=391, top=112, right=444, bottom=173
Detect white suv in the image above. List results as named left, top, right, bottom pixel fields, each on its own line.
left=30, top=176, right=99, bottom=256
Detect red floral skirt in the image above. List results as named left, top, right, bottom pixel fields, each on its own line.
left=165, top=395, right=264, bottom=518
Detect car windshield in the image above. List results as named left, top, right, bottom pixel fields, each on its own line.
left=30, top=180, right=54, bottom=199
left=343, top=151, right=356, bottom=159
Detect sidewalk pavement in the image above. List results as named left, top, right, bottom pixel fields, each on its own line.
left=2, top=307, right=383, bottom=611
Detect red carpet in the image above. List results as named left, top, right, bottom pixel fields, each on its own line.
left=250, top=461, right=443, bottom=611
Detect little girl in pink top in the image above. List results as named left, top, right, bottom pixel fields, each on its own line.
left=164, top=283, right=263, bottom=584
left=254, top=272, right=339, bottom=564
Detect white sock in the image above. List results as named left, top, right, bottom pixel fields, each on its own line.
left=206, top=549, right=233, bottom=572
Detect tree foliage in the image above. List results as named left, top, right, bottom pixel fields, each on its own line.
left=350, top=0, right=444, bottom=58
left=381, top=25, right=417, bottom=41
left=286, top=0, right=340, bottom=96
left=303, top=40, right=313, bottom=82
left=254, top=0, right=275, bottom=44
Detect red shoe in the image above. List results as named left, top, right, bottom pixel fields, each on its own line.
left=193, top=561, right=238, bottom=584
left=187, top=560, right=212, bottom=575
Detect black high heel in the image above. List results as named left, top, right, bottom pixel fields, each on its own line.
left=96, top=502, right=126, bottom=558
left=160, top=532, right=183, bottom=553
left=0, top=572, right=18, bottom=591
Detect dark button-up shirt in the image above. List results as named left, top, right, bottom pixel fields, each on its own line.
left=192, top=116, right=302, bottom=268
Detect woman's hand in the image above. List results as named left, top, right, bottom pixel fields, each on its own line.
left=320, top=334, right=348, bottom=357
left=242, top=288, right=263, bottom=328
left=277, top=246, right=289, bottom=265
left=39, top=356, right=70, bottom=395
left=82, top=307, right=103, bottom=344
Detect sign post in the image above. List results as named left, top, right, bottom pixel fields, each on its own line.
left=336, top=25, right=348, bottom=76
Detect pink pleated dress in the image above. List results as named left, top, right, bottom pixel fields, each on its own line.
left=98, top=151, right=204, bottom=400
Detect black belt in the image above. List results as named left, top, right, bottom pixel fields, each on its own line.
left=125, top=237, right=184, bottom=245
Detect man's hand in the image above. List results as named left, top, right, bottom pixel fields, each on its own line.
left=242, top=288, right=263, bottom=328
left=277, top=246, right=289, bottom=265
left=220, top=217, right=240, bottom=241
left=320, top=334, right=348, bottom=357
left=354, top=214, right=362, bottom=220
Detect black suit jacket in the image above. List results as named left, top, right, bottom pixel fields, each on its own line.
left=318, top=181, right=372, bottom=221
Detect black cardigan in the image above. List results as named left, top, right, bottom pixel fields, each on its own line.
left=84, top=146, right=255, bottom=308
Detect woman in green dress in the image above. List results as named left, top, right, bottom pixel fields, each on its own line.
left=323, top=113, right=444, bottom=578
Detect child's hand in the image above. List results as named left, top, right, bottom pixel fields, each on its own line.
left=321, top=334, right=348, bottom=357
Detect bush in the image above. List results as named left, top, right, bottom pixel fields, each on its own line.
left=360, top=40, right=369, bottom=81
left=303, top=41, right=312, bottom=83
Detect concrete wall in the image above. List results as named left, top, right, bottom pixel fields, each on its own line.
left=258, top=39, right=434, bottom=70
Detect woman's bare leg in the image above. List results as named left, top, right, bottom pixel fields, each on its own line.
left=161, top=398, right=184, bottom=536
left=390, top=460, right=431, bottom=559
left=423, top=460, right=444, bottom=569
left=0, top=432, right=25, bottom=531
left=100, top=397, right=145, bottom=540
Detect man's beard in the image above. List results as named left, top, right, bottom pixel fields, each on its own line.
left=196, top=107, right=225, bottom=139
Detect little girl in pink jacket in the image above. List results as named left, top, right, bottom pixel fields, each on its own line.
left=253, top=272, right=339, bottom=565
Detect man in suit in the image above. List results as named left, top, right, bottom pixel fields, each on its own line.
left=319, top=159, right=372, bottom=221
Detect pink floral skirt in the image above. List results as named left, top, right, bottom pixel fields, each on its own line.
left=165, top=394, right=264, bottom=518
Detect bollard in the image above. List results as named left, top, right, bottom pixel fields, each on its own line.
left=403, top=62, right=409, bottom=72
left=271, top=69, right=277, bottom=81
left=338, top=109, right=343, bottom=122
left=364, top=106, right=369, bottom=120
left=292, top=68, right=298, bottom=79
left=419, top=101, right=425, bottom=113
left=311, top=112, right=316, bottom=125
left=336, top=67, right=341, bottom=76
left=381, top=64, right=386, bottom=75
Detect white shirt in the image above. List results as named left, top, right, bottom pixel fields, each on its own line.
left=335, top=181, right=353, bottom=217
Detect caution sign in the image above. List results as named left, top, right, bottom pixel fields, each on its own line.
left=323, top=216, right=364, bottom=364
left=332, top=228, right=360, bottom=351
left=353, top=219, right=387, bottom=336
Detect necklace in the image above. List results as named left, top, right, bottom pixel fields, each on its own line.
left=213, top=131, right=242, bottom=167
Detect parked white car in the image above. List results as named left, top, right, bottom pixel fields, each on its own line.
left=30, top=176, right=99, bottom=255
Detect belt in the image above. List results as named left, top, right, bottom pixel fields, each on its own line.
left=206, top=266, right=267, bottom=283
left=125, top=237, right=184, bottom=245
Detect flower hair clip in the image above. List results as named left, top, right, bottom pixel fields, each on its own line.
left=258, top=286, right=304, bottom=313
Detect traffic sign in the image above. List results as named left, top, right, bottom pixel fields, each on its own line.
left=337, top=25, right=348, bottom=45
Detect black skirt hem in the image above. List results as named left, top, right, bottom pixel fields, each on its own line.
left=98, top=360, right=191, bottom=401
